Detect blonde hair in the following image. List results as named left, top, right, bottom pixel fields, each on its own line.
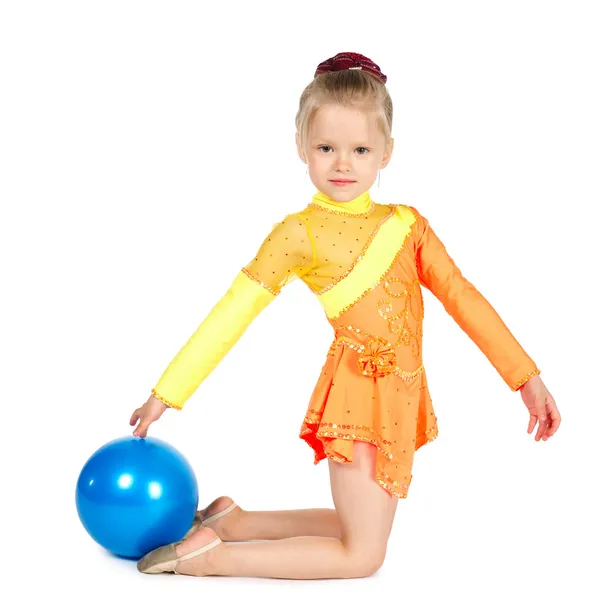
left=295, top=69, right=393, bottom=160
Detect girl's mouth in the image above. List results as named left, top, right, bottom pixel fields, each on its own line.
left=330, top=180, right=355, bottom=186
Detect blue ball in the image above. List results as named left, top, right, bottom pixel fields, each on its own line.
left=76, top=436, right=198, bottom=559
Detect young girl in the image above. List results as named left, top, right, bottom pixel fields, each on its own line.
left=129, top=51, right=561, bottom=579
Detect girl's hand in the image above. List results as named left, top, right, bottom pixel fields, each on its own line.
left=519, top=375, right=561, bottom=441
left=129, top=394, right=168, bottom=438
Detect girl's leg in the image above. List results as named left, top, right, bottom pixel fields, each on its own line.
left=176, top=441, right=398, bottom=579
left=200, top=496, right=342, bottom=540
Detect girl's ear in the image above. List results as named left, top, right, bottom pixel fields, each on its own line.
left=381, top=138, right=394, bottom=168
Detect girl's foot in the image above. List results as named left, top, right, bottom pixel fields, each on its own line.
left=184, top=495, right=242, bottom=540
left=137, top=527, right=223, bottom=576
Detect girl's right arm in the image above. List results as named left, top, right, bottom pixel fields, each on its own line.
left=129, top=214, right=315, bottom=436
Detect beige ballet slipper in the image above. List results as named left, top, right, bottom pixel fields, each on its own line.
left=137, top=536, right=222, bottom=574
left=182, top=499, right=238, bottom=540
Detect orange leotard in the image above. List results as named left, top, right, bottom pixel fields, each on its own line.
left=151, top=188, right=540, bottom=498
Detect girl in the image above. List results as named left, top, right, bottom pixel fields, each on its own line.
left=129, top=51, right=561, bottom=579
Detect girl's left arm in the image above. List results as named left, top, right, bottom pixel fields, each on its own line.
left=411, top=206, right=540, bottom=392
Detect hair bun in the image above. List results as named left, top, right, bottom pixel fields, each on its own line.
left=314, top=51, right=387, bottom=84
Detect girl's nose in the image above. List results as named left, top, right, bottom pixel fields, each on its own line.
left=334, top=156, right=352, bottom=169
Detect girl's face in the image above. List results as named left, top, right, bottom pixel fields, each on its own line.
left=297, top=104, right=393, bottom=202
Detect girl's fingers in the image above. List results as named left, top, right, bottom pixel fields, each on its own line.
left=130, top=409, right=140, bottom=426
left=535, top=415, right=547, bottom=441
left=544, top=400, right=561, bottom=438
left=134, top=418, right=150, bottom=438
left=534, top=398, right=548, bottom=441
left=547, top=413, right=561, bottom=435
left=526, top=394, right=560, bottom=441
left=131, top=403, right=162, bottom=437
left=539, top=418, right=552, bottom=441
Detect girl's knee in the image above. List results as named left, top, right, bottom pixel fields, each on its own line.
left=346, top=545, right=387, bottom=577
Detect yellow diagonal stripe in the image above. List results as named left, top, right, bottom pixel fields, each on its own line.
left=316, top=205, right=416, bottom=319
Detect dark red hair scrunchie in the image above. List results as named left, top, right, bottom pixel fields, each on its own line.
left=314, top=51, right=387, bottom=84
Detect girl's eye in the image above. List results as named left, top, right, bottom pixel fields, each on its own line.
left=318, top=146, right=370, bottom=155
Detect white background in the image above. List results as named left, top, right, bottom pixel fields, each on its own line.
left=1, top=1, right=598, bottom=598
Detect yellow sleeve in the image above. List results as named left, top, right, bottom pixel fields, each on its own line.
left=411, top=206, right=540, bottom=391
left=152, top=214, right=315, bottom=410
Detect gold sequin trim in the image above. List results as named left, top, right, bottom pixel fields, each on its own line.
left=314, top=425, right=394, bottom=459
left=330, top=207, right=419, bottom=318
left=335, top=324, right=372, bottom=337
left=378, top=278, right=424, bottom=359
left=304, top=420, right=439, bottom=459
left=420, top=425, right=439, bottom=446
left=151, top=388, right=182, bottom=411
left=241, top=267, right=279, bottom=296
left=326, top=335, right=424, bottom=382
left=307, top=201, right=377, bottom=218
left=511, top=368, right=541, bottom=391
left=376, top=477, right=408, bottom=499
left=315, top=206, right=397, bottom=295
left=306, top=408, right=324, bottom=417
left=379, top=471, right=410, bottom=490
left=324, top=450, right=348, bottom=464
left=320, top=422, right=393, bottom=447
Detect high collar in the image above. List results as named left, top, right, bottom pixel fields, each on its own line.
left=310, top=188, right=374, bottom=215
